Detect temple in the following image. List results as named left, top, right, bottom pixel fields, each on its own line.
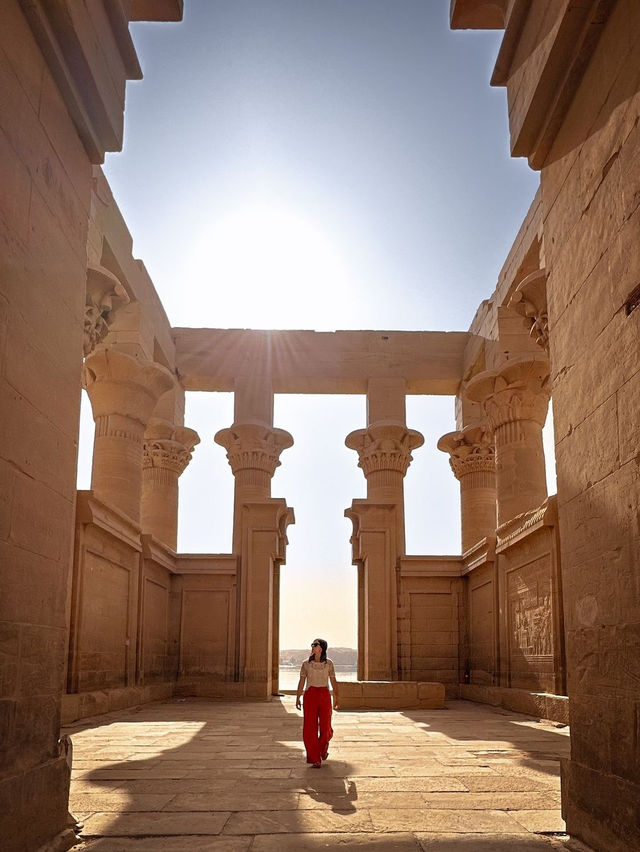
left=1, top=1, right=639, bottom=850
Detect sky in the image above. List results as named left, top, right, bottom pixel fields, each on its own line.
left=78, top=0, right=547, bottom=650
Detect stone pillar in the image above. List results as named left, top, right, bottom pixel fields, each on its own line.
left=141, top=418, right=200, bottom=550
left=235, top=500, right=294, bottom=695
left=214, top=378, right=294, bottom=694
left=437, top=423, right=496, bottom=554
left=83, top=348, right=174, bottom=522
left=466, top=356, right=550, bottom=527
left=345, top=378, right=423, bottom=680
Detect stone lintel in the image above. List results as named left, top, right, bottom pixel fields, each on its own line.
left=399, top=556, right=465, bottom=577
left=173, top=328, right=468, bottom=394
left=172, top=554, right=239, bottom=575
left=76, top=490, right=141, bottom=551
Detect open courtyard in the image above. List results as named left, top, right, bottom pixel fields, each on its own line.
left=66, top=697, right=574, bottom=851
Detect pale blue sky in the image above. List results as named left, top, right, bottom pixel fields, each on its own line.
left=79, top=1, right=548, bottom=648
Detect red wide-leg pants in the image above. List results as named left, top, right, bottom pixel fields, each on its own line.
left=302, top=686, right=333, bottom=763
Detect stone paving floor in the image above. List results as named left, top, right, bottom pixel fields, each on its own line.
left=64, top=696, right=582, bottom=851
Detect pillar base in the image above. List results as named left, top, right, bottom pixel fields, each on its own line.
left=561, top=758, right=640, bottom=852
left=0, top=757, right=72, bottom=852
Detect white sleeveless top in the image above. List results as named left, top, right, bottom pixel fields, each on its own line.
left=300, top=658, right=336, bottom=688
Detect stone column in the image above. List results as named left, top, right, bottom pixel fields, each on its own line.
left=437, top=423, right=496, bottom=554
left=83, top=348, right=174, bottom=522
left=465, top=356, right=550, bottom=527
left=345, top=378, right=423, bottom=680
left=214, top=378, right=294, bottom=694
left=141, top=418, right=200, bottom=550
left=346, top=378, right=423, bottom=554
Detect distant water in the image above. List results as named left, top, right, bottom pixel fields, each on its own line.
left=278, top=666, right=358, bottom=690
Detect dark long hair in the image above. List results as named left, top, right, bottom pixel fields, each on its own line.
left=308, top=638, right=328, bottom=662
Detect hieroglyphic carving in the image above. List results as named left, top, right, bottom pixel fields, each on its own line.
left=508, top=559, right=553, bottom=658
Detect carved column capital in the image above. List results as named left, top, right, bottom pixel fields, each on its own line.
left=214, top=422, right=293, bottom=479
left=345, top=423, right=424, bottom=479
left=143, top=418, right=200, bottom=476
left=437, top=424, right=495, bottom=481
left=83, top=348, right=174, bottom=425
left=510, top=269, right=549, bottom=352
left=465, top=356, right=551, bottom=433
left=83, top=349, right=175, bottom=522
left=83, top=265, right=130, bottom=357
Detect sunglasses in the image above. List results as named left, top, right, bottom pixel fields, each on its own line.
left=311, top=642, right=321, bottom=647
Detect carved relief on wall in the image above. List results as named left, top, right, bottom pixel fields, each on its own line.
left=507, top=558, right=553, bottom=660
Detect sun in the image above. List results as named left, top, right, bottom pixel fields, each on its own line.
left=184, top=202, right=354, bottom=330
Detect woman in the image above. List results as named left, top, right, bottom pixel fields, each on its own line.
left=295, top=638, right=340, bottom=768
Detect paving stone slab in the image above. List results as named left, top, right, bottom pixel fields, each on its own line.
left=251, top=832, right=425, bottom=850
left=415, top=833, right=571, bottom=850
left=223, top=808, right=375, bottom=834
left=369, top=808, right=530, bottom=833
left=80, top=811, right=231, bottom=837
left=64, top=697, right=572, bottom=849
left=77, top=838, right=252, bottom=851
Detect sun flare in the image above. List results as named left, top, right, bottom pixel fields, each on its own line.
left=185, top=203, right=354, bottom=330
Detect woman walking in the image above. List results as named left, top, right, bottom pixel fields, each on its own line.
left=295, top=638, right=340, bottom=768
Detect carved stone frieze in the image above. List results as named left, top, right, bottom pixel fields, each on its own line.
left=437, top=423, right=495, bottom=481
left=510, top=269, right=549, bottom=352
left=84, top=264, right=130, bottom=356
left=345, top=423, right=424, bottom=478
left=214, top=422, right=293, bottom=478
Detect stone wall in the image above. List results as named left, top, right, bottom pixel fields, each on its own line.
left=1, top=3, right=98, bottom=848
left=454, top=1, right=640, bottom=849
left=0, top=3, right=182, bottom=848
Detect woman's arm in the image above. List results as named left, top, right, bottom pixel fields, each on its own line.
left=295, top=665, right=306, bottom=710
left=329, top=666, right=340, bottom=710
